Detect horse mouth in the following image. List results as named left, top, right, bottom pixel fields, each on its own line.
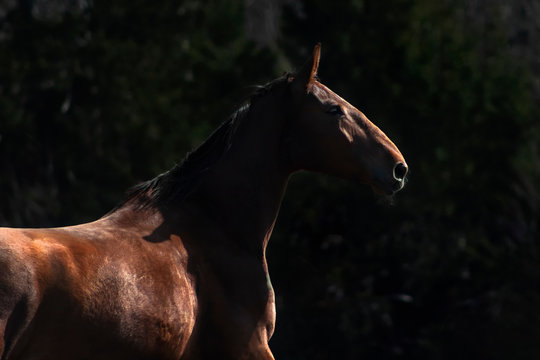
left=371, top=177, right=406, bottom=196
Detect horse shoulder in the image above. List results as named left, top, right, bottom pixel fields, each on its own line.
left=0, top=224, right=197, bottom=359
left=54, top=223, right=198, bottom=351
left=80, top=229, right=198, bottom=357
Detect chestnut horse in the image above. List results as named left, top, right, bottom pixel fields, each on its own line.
left=0, top=45, right=407, bottom=360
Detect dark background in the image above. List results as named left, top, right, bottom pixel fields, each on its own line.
left=1, top=0, right=539, bottom=359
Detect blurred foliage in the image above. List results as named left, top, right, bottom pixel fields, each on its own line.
left=271, top=1, right=540, bottom=359
left=0, top=0, right=275, bottom=225
left=1, top=0, right=539, bottom=359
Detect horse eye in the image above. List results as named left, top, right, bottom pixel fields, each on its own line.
left=327, top=105, right=343, bottom=116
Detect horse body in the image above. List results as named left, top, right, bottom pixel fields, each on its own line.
left=0, top=197, right=278, bottom=360
left=0, top=213, right=197, bottom=359
left=0, top=45, right=407, bottom=359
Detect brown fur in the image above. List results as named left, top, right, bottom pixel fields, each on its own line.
left=0, top=45, right=407, bottom=360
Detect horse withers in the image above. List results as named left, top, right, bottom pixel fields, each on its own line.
left=0, top=44, right=407, bottom=360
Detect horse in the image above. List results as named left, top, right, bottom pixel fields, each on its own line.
left=0, top=44, right=407, bottom=360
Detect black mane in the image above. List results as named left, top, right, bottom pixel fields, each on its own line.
left=119, top=74, right=291, bottom=210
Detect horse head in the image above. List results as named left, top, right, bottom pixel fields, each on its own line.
left=286, top=44, right=408, bottom=195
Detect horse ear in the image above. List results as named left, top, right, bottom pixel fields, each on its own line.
left=293, top=43, right=321, bottom=90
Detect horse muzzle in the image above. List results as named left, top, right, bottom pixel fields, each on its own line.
left=371, top=161, right=408, bottom=195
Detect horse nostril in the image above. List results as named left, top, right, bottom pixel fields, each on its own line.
left=393, top=162, right=408, bottom=182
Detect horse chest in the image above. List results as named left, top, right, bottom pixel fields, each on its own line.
left=181, top=253, right=275, bottom=358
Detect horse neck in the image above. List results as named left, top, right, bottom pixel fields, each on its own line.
left=180, top=89, right=292, bottom=255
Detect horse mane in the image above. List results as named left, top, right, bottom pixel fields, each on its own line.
left=118, top=73, right=292, bottom=210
